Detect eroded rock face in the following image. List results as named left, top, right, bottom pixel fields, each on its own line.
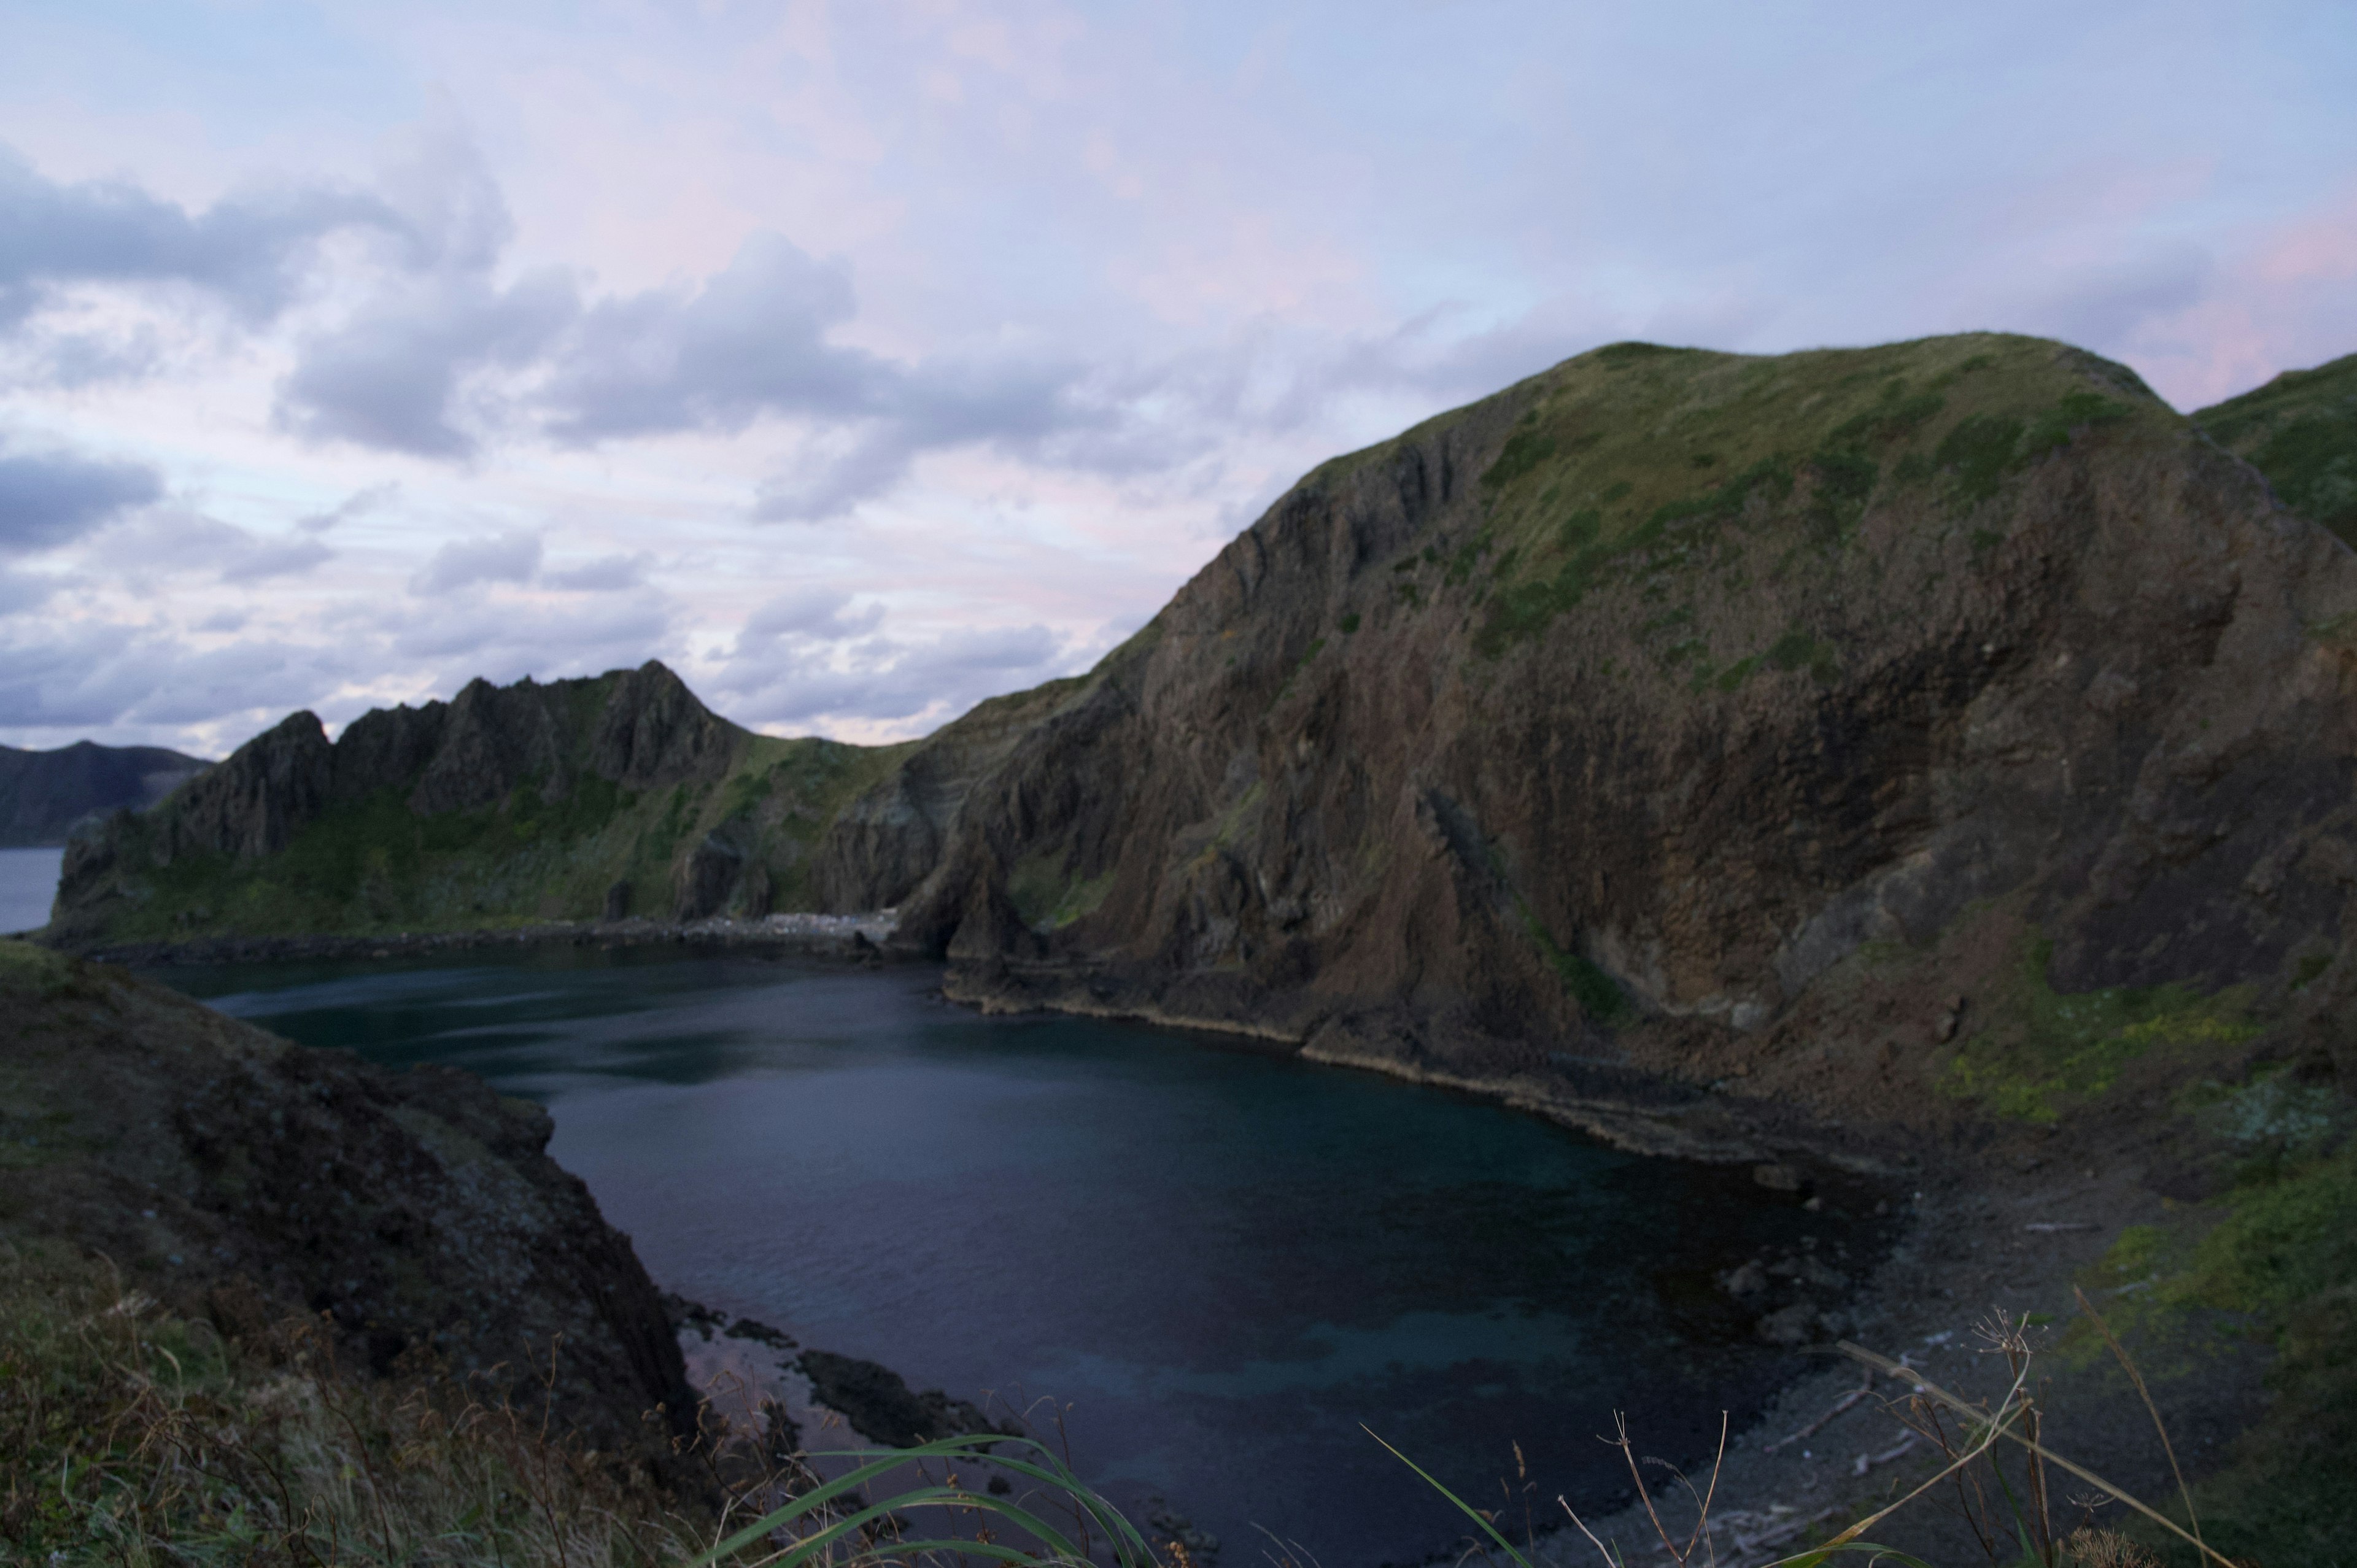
left=818, top=333, right=2357, bottom=1097
left=0, top=941, right=697, bottom=1471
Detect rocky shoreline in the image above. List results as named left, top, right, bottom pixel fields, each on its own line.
left=935, top=952, right=2280, bottom=1564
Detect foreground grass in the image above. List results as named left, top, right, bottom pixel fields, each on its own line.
left=1, top=1246, right=1155, bottom=1568
left=1, top=1245, right=697, bottom=1567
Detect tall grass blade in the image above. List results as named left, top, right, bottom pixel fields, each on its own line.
left=1361, top=1425, right=1536, bottom=1568
left=686, top=1431, right=1149, bottom=1568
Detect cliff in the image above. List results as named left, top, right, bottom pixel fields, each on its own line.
left=814, top=331, right=2357, bottom=1139
left=0, top=938, right=697, bottom=1469
left=48, top=661, right=908, bottom=944
left=0, top=740, right=209, bottom=848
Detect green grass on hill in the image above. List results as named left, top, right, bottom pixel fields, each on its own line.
left=2196, top=350, right=2357, bottom=548
left=1458, top=336, right=2156, bottom=662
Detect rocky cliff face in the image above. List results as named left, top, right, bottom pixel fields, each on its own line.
left=0, top=940, right=697, bottom=1469
left=0, top=740, right=209, bottom=848
left=821, top=333, right=2357, bottom=1129
left=47, top=662, right=898, bottom=943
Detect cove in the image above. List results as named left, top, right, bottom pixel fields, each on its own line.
left=156, top=946, right=1884, bottom=1567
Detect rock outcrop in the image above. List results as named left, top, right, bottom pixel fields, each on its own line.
left=0, top=740, right=209, bottom=848
left=0, top=940, right=697, bottom=1470
left=813, top=333, right=2357, bottom=1128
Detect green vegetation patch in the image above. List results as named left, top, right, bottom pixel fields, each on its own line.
left=87, top=725, right=913, bottom=941
left=1455, top=334, right=2165, bottom=660
left=2068, top=1136, right=2357, bottom=1565
left=0, top=937, right=73, bottom=998
left=1939, top=934, right=2261, bottom=1123
left=2196, top=349, right=2357, bottom=547
left=1007, top=849, right=1116, bottom=932
left=1512, top=896, right=1627, bottom=1023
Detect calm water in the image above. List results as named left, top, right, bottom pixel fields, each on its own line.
left=0, top=846, right=64, bottom=934
left=161, top=948, right=1875, bottom=1566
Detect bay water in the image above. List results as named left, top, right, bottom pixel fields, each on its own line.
left=159, top=947, right=1871, bottom=1566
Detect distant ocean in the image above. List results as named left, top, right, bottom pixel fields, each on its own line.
left=0, top=847, right=64, bottom=935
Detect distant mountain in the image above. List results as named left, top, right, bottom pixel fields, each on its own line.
left=0, top=740, right=211, bottom=848
left=48, top=662, right=907, bottom=941
left=2196, top=349, right=2357, bottom=547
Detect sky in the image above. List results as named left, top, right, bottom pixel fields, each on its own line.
left=1, top=0, right=2352, bottom=758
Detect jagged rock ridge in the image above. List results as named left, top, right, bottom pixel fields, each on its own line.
left=50, top=661, right=904, bottom=941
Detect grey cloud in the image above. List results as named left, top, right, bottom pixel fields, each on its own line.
left=538, top=233, right=875, bottom=443
left=0, top=620, right=347, bottom=734
left=712, top=619, right=1065, bottom=728
left=0, top=438, right=163, bottom=554
left=297, top=482, right=400, bottom=533
left=737, top=587, right=885, bottom=643
left=277, top=269, right=576, bottom=457
left=0, top=144, right=398, bottom=329
left=98, top=510, right=336, bottom=584
left=409, top=530, right=543, bottom=595
left=388, top=595, right=675, bottom=687
left=543, top=551, right=652, bottom=592
left=0, top=568, right=56, bottom=616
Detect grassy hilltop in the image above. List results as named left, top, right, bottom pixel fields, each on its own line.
left=2196, top=349, right=2357, bottom=548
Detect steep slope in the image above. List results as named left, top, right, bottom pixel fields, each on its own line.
left=50, top=661, right=908, bottom=943
left=0, top=740, right=209, bottom=847
left=822, top=331, right=2357, bottom=1134
left=2196, top=349, right=2357, bottom=548
left=0, top=940, right=697, bottom=1470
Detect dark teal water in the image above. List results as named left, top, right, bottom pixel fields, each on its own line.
left=158, top=947, right=1877, bottom=1567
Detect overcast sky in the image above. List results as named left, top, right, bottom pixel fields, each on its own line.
left=1, top=0, right=2351, bottom=757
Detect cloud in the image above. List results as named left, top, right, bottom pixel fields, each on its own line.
left=737, top=587, right=884, bottom=643
left=0, top=142, right=398, bottom=330
left=0, top=438, right=163, bottom=554
left=543, top=550, right=652, bottom=592
left=297, top=482, right=401, bottom=533
left=0, top=619, right=345, bottom=735
left=538, top=232, right=878, bottom=442
left=709, top=610, right=1067, bottom=729
left=0, top=568, right=56, bottom=616
left=380, top=593, right=676, bottom=689
left=277, top=269, right=577, bottom=457
left=409, top=529, right=543, bottom=595
left=90, top=509, right=338, bottom=585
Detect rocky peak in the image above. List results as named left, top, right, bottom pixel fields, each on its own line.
left=591, top=660, right=735, bottom=790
